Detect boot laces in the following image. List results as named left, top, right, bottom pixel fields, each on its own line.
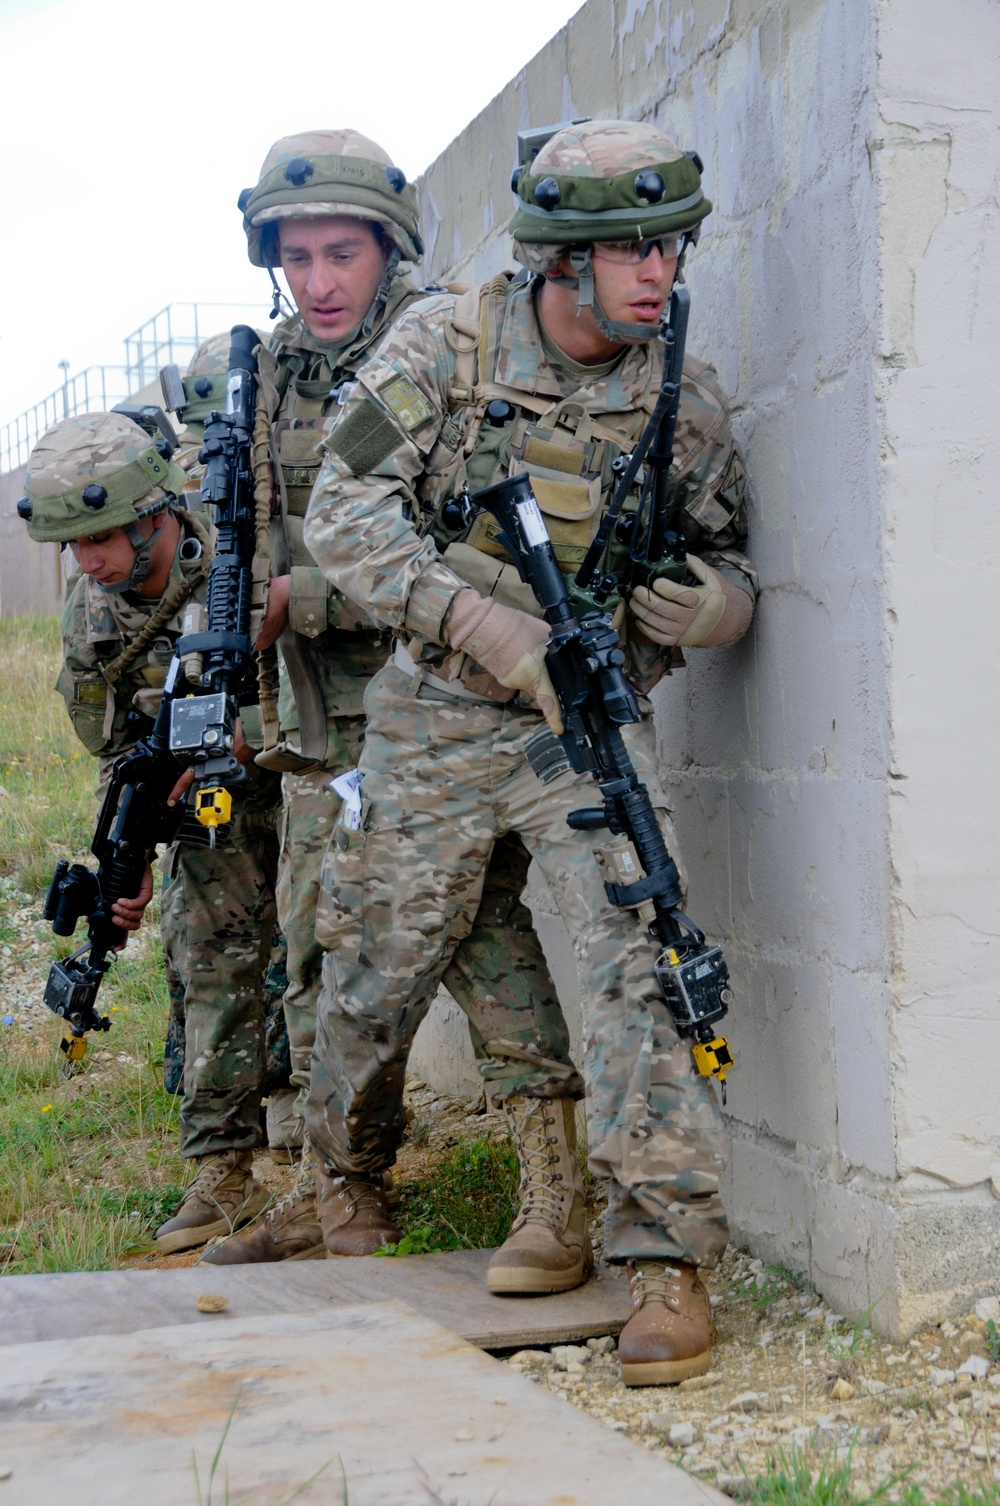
left=510, top=1101, right=565, bottom=1227
left=182, top=1150, right=241, bottom=1205
left=341, top=1174, right=387, bottom=1214
left=632, top=1262, right=684, bottom=1311
left=265, top=1137, right=317, bottom=1224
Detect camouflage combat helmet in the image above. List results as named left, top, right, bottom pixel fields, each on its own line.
left=240, top=128, right=423, bottom=266
left=18, top=412, right=186, bottom=590
left=172, top=331, right=231, bottom=436
left=509, top=118, right=711, bottom=343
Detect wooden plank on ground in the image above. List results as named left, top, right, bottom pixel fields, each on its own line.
left=0, top=1302, right=721, bottom=1506
left=0, top=1249, right=629, bottom=1350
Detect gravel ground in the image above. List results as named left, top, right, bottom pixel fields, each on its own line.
left=504, top=1250, right=1000, bottom=1499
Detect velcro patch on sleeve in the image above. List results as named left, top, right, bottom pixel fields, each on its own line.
left=75, top=681, right=107, bottom=707
left=377, top=374, right=434, bottom=433
left=327, top=396, right=405, bottom=478
left=714, top=450, right=747, bottom=514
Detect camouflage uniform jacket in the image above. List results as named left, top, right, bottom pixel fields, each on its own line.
left=303, top=276, right=756, bottom=697
left=261, top=275, right=435, bottom=732
left=57, top=509, right=276, bottom=811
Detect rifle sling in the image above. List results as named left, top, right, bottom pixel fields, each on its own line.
left=267, top=420, right=330, bottom=765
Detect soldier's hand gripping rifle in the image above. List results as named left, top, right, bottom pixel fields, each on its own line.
left=41, top=327, right=264, bottom=1066
left=473, top=471, right=735, bottom=1098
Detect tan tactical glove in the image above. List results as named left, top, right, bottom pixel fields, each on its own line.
left=447, top=589, right=564, bottom=734
left=628, top=555, right=727, bottom=647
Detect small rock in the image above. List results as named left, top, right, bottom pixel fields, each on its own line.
left=586, top=1336, right=616, bottom=1355
left=512, top=1349, right=551, bottom=1369
left=454, top=1430, right=472, bottom=1441
left=494, top=1397, right=507, bottom=1406
left=716, top=1474, right=753, bottom=1499
left=830, top=1378, right=855, bottom=1401
left=650, top=1410, right=678, bottom=1432
left=941, top=1320, right=958, bottom=1338
left=679, top=1370, right=722, bottom=1393
left=974, top=1297, right=1000, bottom=1325
left=861, top=1379, right=888, bottom=1396
left=669, top=1421, right=697, bottom=1448
left=710, top=1294, right=724, bottom=1307
left=958, top=1355, right=991, bottom=1380
left=930, top=1368, right=957, bottom=1386
left=730, top=1391, right=763, bottom=1413
left=551, top=1345, right=590, bottom=1371
left=196, top=1294, right=229, bottom=1314
left=961, top=1329, right=986, bottom=1347
left=971, top=1445, right=991, bottom=1462
left=824, top=1312, right=845, bottom=1329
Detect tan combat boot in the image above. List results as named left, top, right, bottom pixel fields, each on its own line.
left=315, top=1163, right=401, bottom=1256
left=487, top=1096, right=593, bottom=1295
left=199, top=1148, right=323, bottom=1265
left=618, top=1260, right=712, bottom=1386
left=154, top=1149, right=269, bottom=1255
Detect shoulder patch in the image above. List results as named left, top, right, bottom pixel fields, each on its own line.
left=377, top=373, right=434, bottom=433
left=327, top=396, right=405, bottom=478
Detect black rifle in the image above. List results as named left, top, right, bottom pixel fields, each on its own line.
left=473, top=472, right=734, bottom=1097
left=571, top=283, right=692, bottom=613
left=41, top=326, right=263, bottom=1067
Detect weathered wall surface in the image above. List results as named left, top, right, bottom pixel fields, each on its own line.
left=0, top=464, right=65, bottom=618
left=411, top=0, right=1000, bottom=1335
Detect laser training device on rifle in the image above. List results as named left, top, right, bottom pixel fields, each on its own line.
left=41, top=326, right=263, bottom=1069
left=469, top=294, right=734, bottom=1096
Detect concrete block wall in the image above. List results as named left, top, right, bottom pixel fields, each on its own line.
left=408, top=0, right=1000, bottom=1337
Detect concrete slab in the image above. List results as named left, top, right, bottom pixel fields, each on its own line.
left=0, top=1249, right=629, bottom=1351
left=0, top=1302, right=722, bottom=1506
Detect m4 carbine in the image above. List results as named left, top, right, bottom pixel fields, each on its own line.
left=472, top=470, right=735, bottom=1099
left=41, top=325, right=263, bottom=1069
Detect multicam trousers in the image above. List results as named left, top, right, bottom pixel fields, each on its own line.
left=160, top=800, right=280, bottom=1158
left=306, top=663, right=731, bottom=1268
left=278, top=713, right=582, bottom=1119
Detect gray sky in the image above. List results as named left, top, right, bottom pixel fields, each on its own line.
left=0, top=0, right=584, bottom=426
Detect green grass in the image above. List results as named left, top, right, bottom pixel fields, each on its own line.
left=0, top=932, right=186, bottom=1274
left=0, top=617, right=95, bottom=893
left=731, top=1444, right=1000, bottom=1506
left=0, top=619, right=187, bottom=1274
left=379, top=1134, right=521, bottom=1254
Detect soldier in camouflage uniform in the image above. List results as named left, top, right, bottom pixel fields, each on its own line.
left=202, top=129, right=581, bottom=1269
left=301, top=120, right=758, bottom=1383
left=162, top=334, right=298, bottom=1162
left=19, top=410, right=280, bottom=1253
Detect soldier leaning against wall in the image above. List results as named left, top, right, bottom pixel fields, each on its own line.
left=300, top=119, right=757, bottom=1387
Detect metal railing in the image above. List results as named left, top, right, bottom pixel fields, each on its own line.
left=123, top=302, right=270, bottom=394
left=1, top=301, right=270, bottom=474
left=1, top=366, right=131, bottom=474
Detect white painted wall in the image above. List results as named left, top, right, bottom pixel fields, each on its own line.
left=409, top=0, right=1000, bottom=1336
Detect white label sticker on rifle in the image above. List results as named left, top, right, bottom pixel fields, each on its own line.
left=516, top=495, right=549, bottom=548
left=164, top=656, right=181, bottom=694
left=330, top=768, right=364, bottom=830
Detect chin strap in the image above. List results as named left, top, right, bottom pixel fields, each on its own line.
left=266, top=266, right=296, bottom=322
left=97, top=515, right=162, bottom=595
left=360, top=246, right=401, bottom=339
left=547, top=241, right=692, bottom=347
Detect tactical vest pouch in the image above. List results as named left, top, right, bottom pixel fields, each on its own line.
left=276, top=425, right=325, bottom=518
left=255, top=739, right=327, bottom=775
left=67, top=679, right=111, bottom=756
left=442, top=542, right=544, bottom=620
